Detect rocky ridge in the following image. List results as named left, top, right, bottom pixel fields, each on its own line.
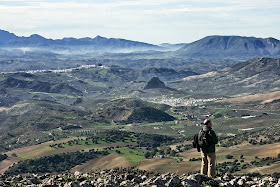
left=1, top=168, right=279, bottom=187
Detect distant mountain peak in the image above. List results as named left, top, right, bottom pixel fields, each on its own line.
left=94, top=35, right=107, bottom=40
left=29, top=34, right=44, bottom=38
left=176, top=35, right=280, bottom=58
left=0, top=29, right=18, bottom=43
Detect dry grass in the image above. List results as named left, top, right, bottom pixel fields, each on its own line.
left=71, top=154, right=135, bottom=173
left=216, top=142, right=280, bottom=158
left=2, top=137, right=137, bottom=174
left=6, top=137, right=137, bottom=160
left=247, top=162, right=280, bottom=175
left=228, top=119, right=268, bottom=129
left=138, top=157, right=200, bottom=175
left=0, top=107, right=7, bottom=111
left=180, top=142, right=280, bottom=162
left=0, top=157, right=21, bottom=174
left=217, top=91, right=280, bottom=104
left=137, top=142, right=280, bottom=175
left=6, top=137, right=83, bottom=159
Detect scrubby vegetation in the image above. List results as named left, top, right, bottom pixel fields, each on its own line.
left=49, top=130, right=176, bottom=150
left=3, top=130, right=180, bottom=175
left=250, top=155, right=280, bottom=167
left=0, top=153, right=8, bottom=161
left=5, top=150, right=108, bottom=175
left=217, top=155, right=280, bottom=175
left=219, top=124, right=280, bottom=147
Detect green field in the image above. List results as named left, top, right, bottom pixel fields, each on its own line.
left=171, top=114, right=184, bottom=119
left=214, top=108, right=229, bottom=115
left=171, top=125, right=184, bottom=129
left=111, top=147, right=145, bottom=163
left=64, top=116, right=77, bottom=120
left=84, top=79, right=108, bottom=88
left=30, top=92, right=79, bottom=98
left=140, top=121, right=174, bottom=126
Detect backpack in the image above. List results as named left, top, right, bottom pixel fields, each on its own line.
left=192, top=133, right=201, bottom=152
left=197, top=129, right=211, bottom=148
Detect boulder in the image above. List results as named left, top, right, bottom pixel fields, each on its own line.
left=165, top=175, right=181, bottom=187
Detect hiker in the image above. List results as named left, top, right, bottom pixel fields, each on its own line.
left=200, top=119, right=218, bottom=178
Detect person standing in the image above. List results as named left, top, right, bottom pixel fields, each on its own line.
left=200, top=119, right=218, bottom=178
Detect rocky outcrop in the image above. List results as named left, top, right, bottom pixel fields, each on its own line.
left=144, top=77, right=167, bottom=89
left=1, top=168, right=279, bottom=187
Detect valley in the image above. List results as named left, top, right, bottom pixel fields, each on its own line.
left=0, top=90, right=279, bottom=177
left=0, top=29, right=279, bottom=181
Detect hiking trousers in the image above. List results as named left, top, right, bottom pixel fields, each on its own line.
left=201, top=152, right=216, bottom=178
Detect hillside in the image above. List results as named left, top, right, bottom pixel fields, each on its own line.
left=92, top=99, right=175, bottom=124
left=143, top=77, right=168, bottom=89
left=176, top=35, right=280, bottom=59
left=0, top=99, right=88, bottom=151
left=0, top=77, right=82, bottom=95
left=168, top=57, right=280, bottom=96
left=0, top=66, right=194, bottom=107
left=140, top=68, right=198, bottom=82
left=218, top=91, right=280, bottom=104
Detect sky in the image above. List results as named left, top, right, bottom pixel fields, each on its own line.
left=0, top=0, right=280, bottom=44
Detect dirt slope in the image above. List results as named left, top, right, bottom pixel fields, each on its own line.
left=217, top=91, right=280, bottom=104
left=71, top=154, right=135, bottom=173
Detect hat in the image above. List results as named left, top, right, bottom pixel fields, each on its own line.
left=204, top=119, right=211, bottom=125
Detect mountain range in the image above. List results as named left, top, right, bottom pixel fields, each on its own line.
left=1, top=29, right=280, bottom=59
left=0, top=29, right=161, bottom=52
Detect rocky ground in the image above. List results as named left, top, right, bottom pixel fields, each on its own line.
left=0, top=168, right=279, bottom=187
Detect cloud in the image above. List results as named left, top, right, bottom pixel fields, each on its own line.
left=0, top=0, right=279, bottom=43
left=144, top=0, right=280, bottom=15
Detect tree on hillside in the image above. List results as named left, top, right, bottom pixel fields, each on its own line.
left=170, top=150, right=177, bottom=157
left=144, top=151, right=151, bottom=158
left=164, top=147, right=171, bottom=155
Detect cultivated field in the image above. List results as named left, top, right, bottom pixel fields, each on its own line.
left=70, top=142, right=280, bottom=175
left=71, top=154, right=135, bottom=173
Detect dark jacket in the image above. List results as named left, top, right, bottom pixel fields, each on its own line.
left=201, top=126, right=218, bottom=153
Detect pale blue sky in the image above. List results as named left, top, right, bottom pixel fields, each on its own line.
left=0, top=0, right=280, bottom=44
